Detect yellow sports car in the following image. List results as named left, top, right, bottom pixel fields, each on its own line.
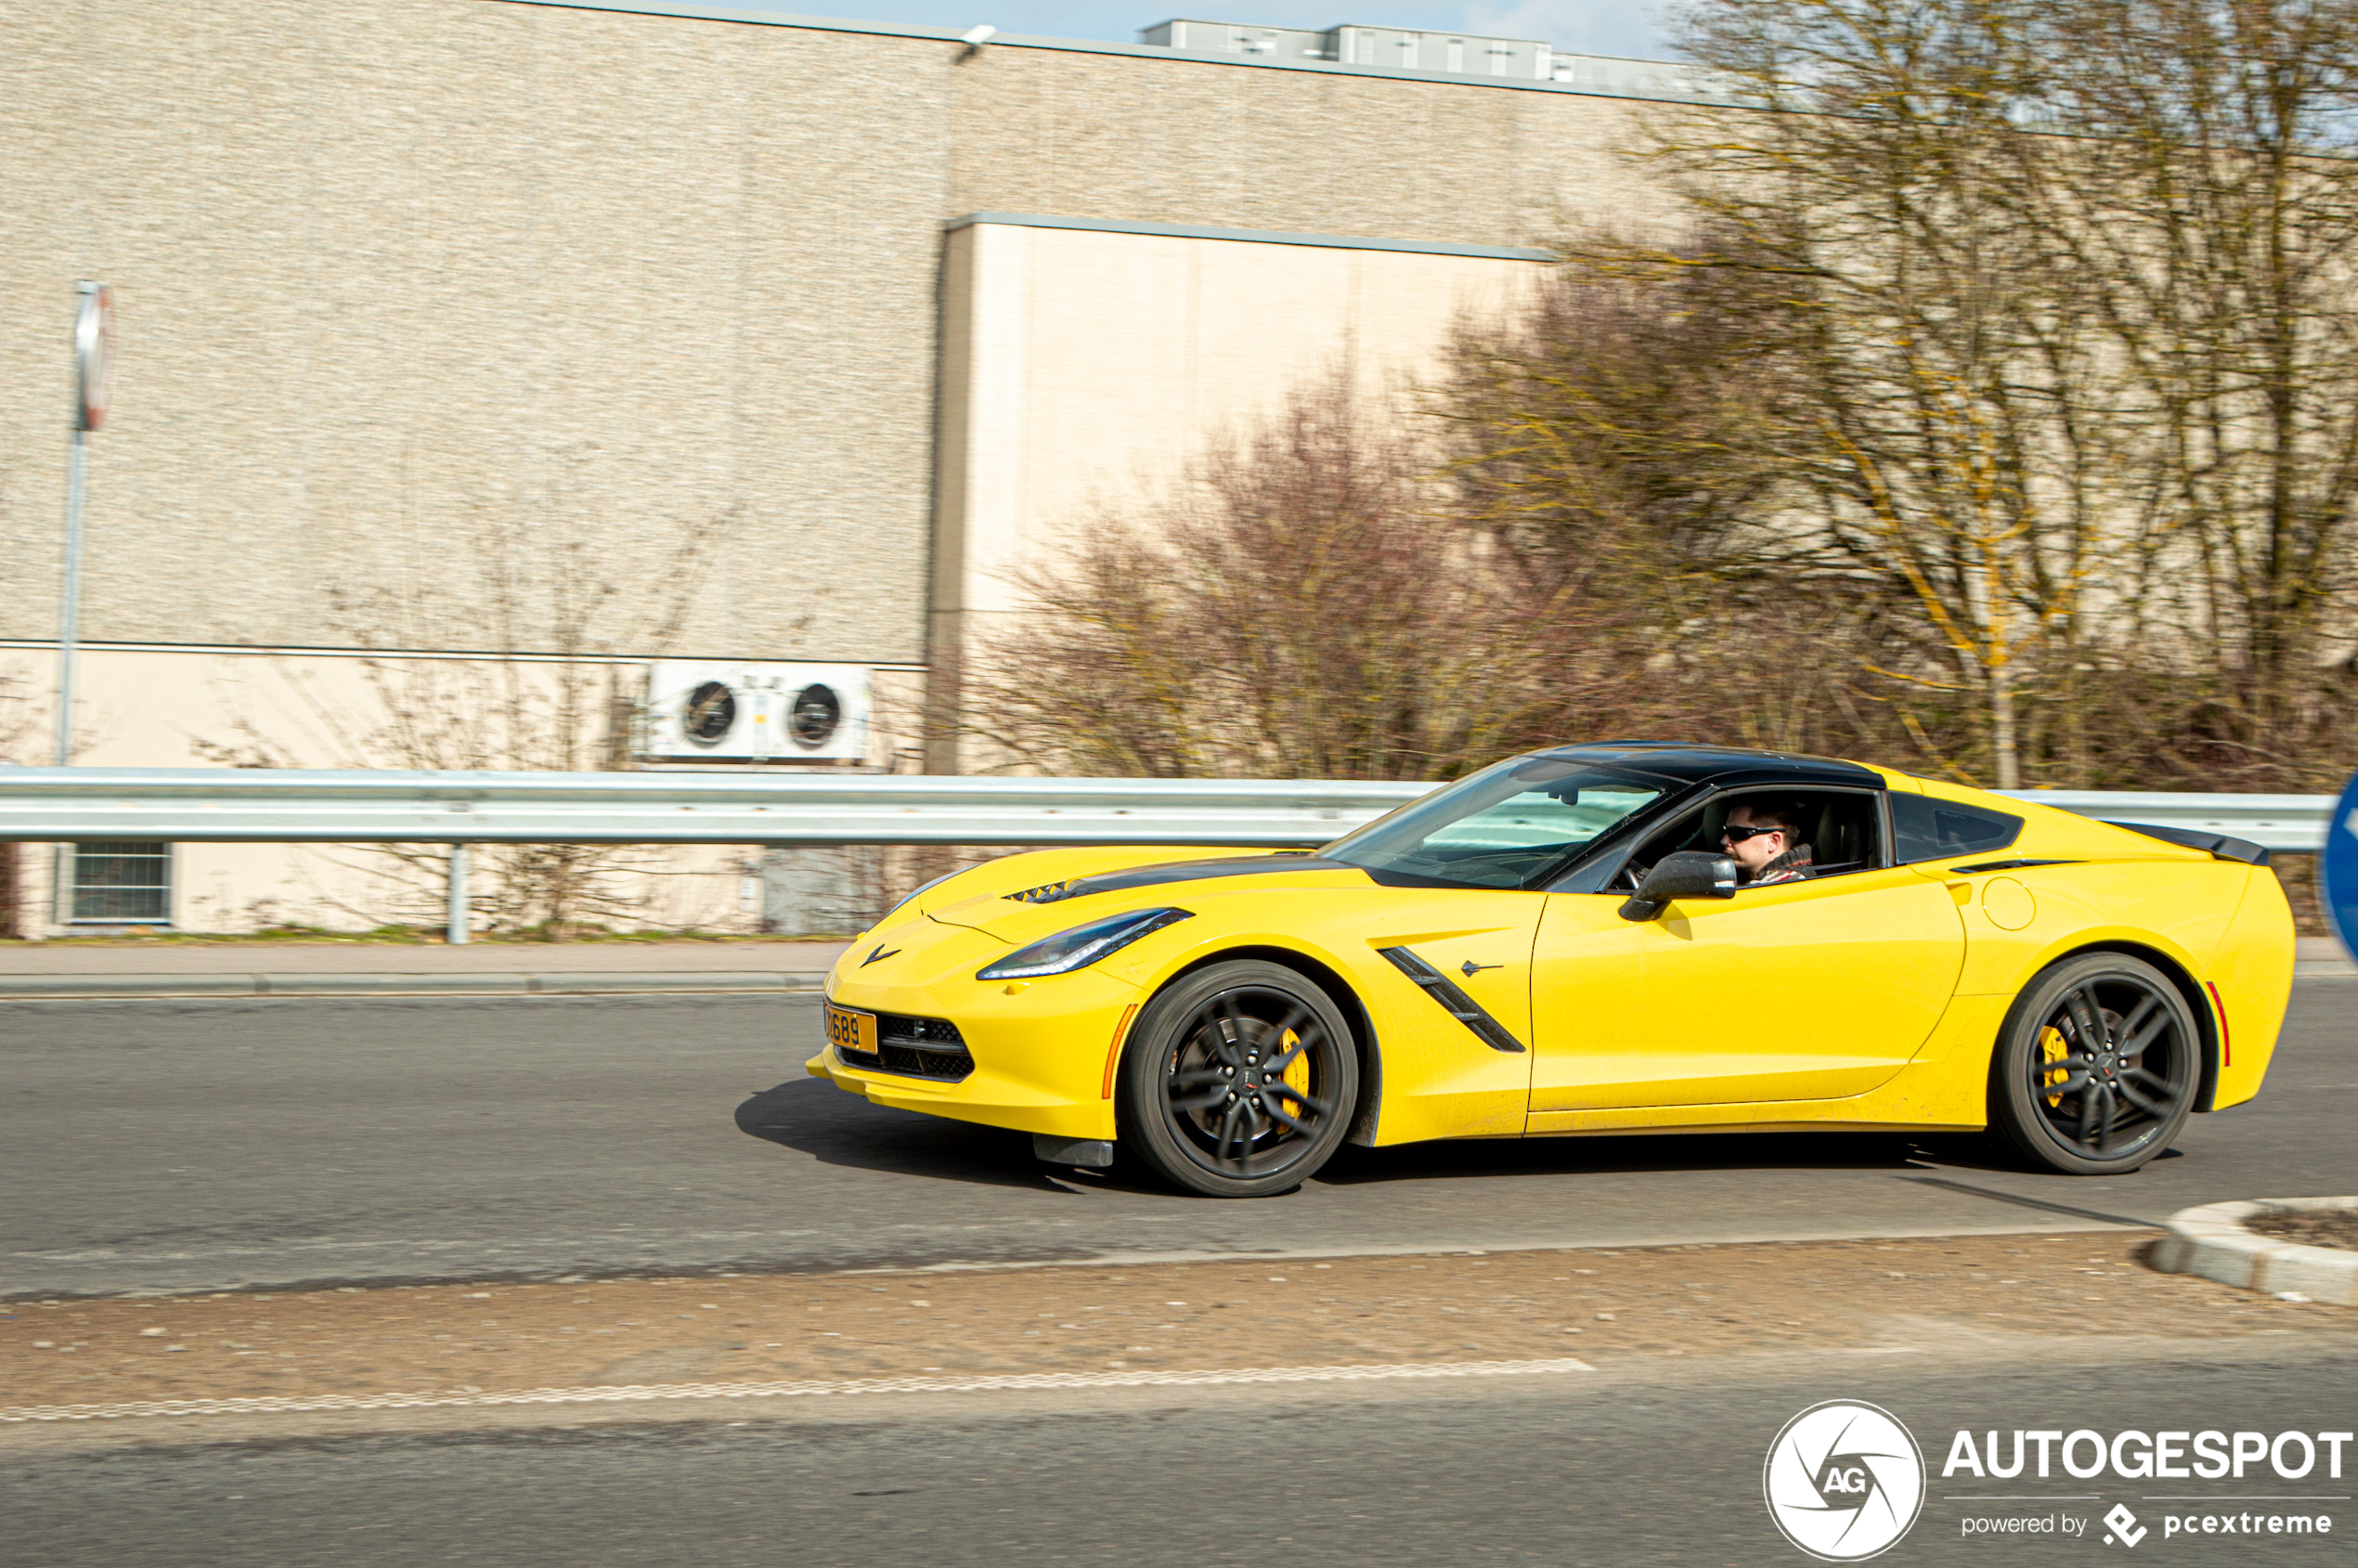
left=810, top=745, right=2292, bottom=1198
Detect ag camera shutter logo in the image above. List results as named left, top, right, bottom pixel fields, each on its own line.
left=1765, top=1400, right=1926, bottom=1561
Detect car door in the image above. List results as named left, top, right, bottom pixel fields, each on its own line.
left=1528, top=815, right=1967, bottom=1113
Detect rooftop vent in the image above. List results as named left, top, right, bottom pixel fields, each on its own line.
left=1137, top=19, right=1739, bottom=101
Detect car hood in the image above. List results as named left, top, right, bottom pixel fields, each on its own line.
left=928, top=854, right=1374, bottom=942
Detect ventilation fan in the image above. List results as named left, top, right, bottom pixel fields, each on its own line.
left=683, top=680, right=736, bottom=743
left=643, top=662, right=873, bottom=763
left=787, top=683, right=843, bottom=749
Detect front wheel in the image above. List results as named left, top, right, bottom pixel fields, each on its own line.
left=1116, top=960, right=1359, bottom=1199
left=1990, top=952, right=2198, bottom=1175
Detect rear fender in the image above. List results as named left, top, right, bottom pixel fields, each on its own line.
left=2203, top=867, right=2294, bottom=1110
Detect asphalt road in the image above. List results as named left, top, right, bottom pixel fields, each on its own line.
left=5, top=983, right=2355, bottom=1298
left=4, top=1341, right=2350, bottom=1566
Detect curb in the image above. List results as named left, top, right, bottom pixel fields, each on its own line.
left=0, top=1356, right=1597, bottom=1427
left=0, top=972, right=828, bottom=1001
left=2149, top=1197, right=2358, bottom=1304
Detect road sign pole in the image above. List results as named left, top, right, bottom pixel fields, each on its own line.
left=50, top=427, right=87, bottom=927
left=51, top=282, right=109, bottom=929
left=54, top=427, right=85, bottom=770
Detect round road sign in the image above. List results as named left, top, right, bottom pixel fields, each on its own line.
left=75, top=283, right=113, bottom=432
left=2321, top=771, right=2358, bottom=962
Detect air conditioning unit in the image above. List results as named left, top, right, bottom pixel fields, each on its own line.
left=642, top=662, right=873, bottom=764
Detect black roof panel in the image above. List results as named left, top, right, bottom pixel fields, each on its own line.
left=1535, top=742, right=1884, bottom=788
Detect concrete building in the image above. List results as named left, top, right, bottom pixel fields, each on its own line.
left=0, top=0, right=1702, bottom=934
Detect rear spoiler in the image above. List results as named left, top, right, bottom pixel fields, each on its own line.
left=2103, top=821, right=2271, bottom=867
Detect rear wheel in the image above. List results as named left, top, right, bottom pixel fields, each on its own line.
left=1990, top=952, right=2198, bottom=1175
left=1116, top=960, right=1358, bottom=1199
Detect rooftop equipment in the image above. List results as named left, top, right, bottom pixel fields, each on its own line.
left=1137, top=19, right=1737, bottom=101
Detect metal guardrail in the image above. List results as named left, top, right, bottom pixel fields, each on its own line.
left=1989, top=790, right=2334, bottom=854
left=0, top=768, right=1430, bottom=849
left=0, top=767, right=2336, bottom=851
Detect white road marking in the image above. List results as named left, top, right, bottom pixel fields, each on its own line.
left=0, top=1356, right=1593, bottom=1425
left=4, top=1217, right=2129, bottom=1280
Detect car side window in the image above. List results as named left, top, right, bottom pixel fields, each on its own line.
left=1611, top=789, right=1884, bottom=890
left=1424, top=785, right=1665, bottom=855
left=1890, top=795, right=2023, bottom=863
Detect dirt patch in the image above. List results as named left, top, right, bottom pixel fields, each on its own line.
left=2248, top=1209, right=2358, bottom=1251
left=3, top=1232, right=2351, bottom=1414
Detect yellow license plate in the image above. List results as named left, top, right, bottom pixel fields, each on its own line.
left=824, top=1004, right=877, bottom=1056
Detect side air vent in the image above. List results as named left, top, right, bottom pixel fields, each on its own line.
left=1004, top=880, right=1080, bottom=904
left=1375, top=946, right=1525, bottom=1054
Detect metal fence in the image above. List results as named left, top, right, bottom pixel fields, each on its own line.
left=0, top=766, right=2335, bottom=850
left=2, top=767, right=2329, bottom=945
left=1983, top=790, right=2335, bottom=853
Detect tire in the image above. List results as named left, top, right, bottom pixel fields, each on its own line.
left=1989, top=952, right=2199, bottom=1175
left=1115, top=959, right=1359, bottom=1199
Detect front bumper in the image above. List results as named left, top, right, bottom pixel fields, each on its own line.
left=808, top=921, right=1140, bottom=1140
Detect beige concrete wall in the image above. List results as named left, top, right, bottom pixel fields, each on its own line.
left=944, top=42, right=1668, bottom=244
left=0, top=0, right=1678, bottom=673
left=0, top=0, right=954, bottom=665
left=926, top=219, right=1548, bottom=768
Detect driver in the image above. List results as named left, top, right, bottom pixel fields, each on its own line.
left=1721, top=800, right=1814, bottom=885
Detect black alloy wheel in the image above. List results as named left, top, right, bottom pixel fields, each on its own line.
left=1991, top=952, right=2198, bottom=1175
left=1117, top=959, right=1358, bottom=1199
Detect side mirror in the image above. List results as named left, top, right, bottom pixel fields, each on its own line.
left=1617, top=850, right=1740, bottom=921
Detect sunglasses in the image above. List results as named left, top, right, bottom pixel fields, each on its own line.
left=1719, top=823, right=1786, bottom=843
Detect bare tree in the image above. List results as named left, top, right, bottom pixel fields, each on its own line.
left=1433, top=235, right=1997, bottom=771
left=2015, top=0, right=2358, bottom=786
left=1437, top=238, right=1801, bottom=571
left=1637, top=0, right=2161, bottom=787
left=967, top=372, right=1665, bottom=781
left=1624, top=0, right=2358, bottom=791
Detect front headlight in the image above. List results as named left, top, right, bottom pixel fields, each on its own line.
left=975, top=907, right=1194, bottom=980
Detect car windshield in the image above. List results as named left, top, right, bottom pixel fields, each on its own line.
left=1322, top=756, right=1670, bottom=888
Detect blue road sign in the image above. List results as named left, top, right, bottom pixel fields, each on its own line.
left=2323, top=771, right=2358, bottom=963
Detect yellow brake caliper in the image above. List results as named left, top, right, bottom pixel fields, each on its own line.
left=1281, top=1029, right=1311, bottom=1111
left=2040, top=1024, right=2070, bottom=1107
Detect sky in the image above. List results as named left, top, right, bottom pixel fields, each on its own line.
left=776, top=0, right=1678, bottom=59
